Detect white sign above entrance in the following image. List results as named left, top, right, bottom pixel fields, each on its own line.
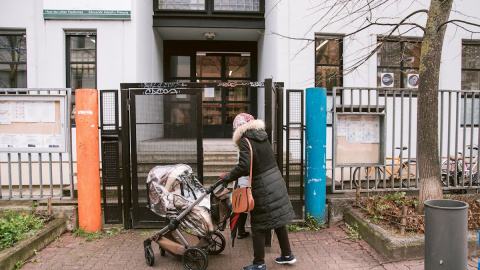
left=43, top=0, right=131, bottom=20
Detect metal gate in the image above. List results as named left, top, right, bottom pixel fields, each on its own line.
left=285, top=90, right=304, bottom=219
left=100, top=81, right=284, bottom=228
left=121, top=85, right=203, bottom=228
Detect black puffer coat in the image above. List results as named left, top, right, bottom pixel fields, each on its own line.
left=222, top=119, right=294, bottom=230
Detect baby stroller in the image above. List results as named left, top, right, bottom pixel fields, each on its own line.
left=143, top=164, right=230, bottom=270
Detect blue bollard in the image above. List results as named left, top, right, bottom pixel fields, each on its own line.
left=305, top=87, right=327, bottom=222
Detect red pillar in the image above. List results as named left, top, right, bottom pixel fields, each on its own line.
left=75, top=89, right=101, bottom=232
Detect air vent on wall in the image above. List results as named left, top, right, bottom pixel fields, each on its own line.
left=407, top=74, right=419, bottom=88
left=380, top=73, right=394, bottom=87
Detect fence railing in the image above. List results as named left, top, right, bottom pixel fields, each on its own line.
left=0, top=89, right=73, bottom=200
left=329, top=87, right=480, bottom=193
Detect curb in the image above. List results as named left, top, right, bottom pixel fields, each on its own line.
left=344, top=206, right=480, bottom=262
left=0, top=218, right=67, bottom=270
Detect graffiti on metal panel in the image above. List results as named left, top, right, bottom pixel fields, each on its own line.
left=141, top=83, right=186, bottom=95
left=141, top=83, right=186, bottom=88
left=217, top=82, right=264, bottom=87
left=143, top=88, right=179, bottom=95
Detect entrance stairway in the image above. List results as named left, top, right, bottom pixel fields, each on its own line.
left=203, top=139, right=238, bottom=185
left=135, top=138, right=238, bottom=187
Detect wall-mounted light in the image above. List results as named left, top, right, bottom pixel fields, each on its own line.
left=204, top=32, right=215, bottom=40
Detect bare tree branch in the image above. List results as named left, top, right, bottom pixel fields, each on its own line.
left=437, top=19, right=480, bottom=32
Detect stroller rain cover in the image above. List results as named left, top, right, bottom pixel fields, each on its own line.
left=146, top=164, right=214, bottom=236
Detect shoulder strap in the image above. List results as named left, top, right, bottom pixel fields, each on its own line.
left=233, top=137, right=254, bottom=189
left=244, top=138, right=253, bottom=187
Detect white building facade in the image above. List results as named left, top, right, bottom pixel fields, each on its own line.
left=1, top=0, right=479, bottom=183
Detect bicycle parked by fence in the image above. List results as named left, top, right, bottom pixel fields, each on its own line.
left=353, top=147, right=417, bottom=189
left=441, top=145, right=478, bottom=187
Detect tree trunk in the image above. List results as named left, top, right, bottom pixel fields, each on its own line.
left=417, top=0, right=453, bottom=212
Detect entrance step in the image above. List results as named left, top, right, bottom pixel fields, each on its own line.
left=137, top=138, right=197, bottom=153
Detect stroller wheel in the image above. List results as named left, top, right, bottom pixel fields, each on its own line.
left=159, top=245, right=166, bottom=257
left=144, top=245, right=155, bottom=266
left=182, top=247, right=208, bottom=270
left=207, top=231, right=226, bottom=255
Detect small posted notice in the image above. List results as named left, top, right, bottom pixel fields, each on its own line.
left=343, top=115, right=380, bottom=144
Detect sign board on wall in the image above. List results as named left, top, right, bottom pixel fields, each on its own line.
left=335, top=113, right=385, bottom=166
left=0, top=95, right=68, bottom=153
left=43, top=0, right=131, bottom=20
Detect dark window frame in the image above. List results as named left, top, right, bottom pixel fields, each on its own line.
left=314, top=34, right=344, bottom=91
left=153, top=0, right=265, bottom=14
left=0, top=30, right=27, bottom=88
left=66, top=31, right=97, bottom=127
left=315, top=34, right=343, bottom=126
left=377, top=36, right=422, bottom=89
left=461, top=40, right=480, bottom=127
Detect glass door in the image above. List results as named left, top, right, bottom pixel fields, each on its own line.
left=196, top=53, right=253, bottom=137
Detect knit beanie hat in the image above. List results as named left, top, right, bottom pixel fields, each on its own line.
left=232, top=113, right=254, bottom=130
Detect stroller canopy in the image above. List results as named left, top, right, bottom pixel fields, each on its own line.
left=147, top=164, right=210, bottom=217
left=146, top=164, right=215, bottom=236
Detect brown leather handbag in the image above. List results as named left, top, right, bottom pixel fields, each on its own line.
left=231, top=138, right=255, bottom=213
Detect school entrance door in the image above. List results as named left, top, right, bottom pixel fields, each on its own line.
left=164, top=41, right=258, bottom=138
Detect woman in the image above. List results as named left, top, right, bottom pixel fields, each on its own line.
left=221, top=113, right=296, bottom=270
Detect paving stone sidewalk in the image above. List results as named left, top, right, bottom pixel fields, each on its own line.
left=20, top=222, right=479, bottom=270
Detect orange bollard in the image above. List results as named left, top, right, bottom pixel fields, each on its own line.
left=75, top=89, right=102, bottom=232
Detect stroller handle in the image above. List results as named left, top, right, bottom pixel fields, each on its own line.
left=206, top=178, right=225, bottom=194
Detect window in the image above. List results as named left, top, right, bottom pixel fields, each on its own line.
left=66, top=31, right=97, bottom=126
left=158, top=0, right=205, bottom=10
left=157, top=0, right=260, bottom=12
left=214, top=0, right=260, bottom=11
left=0, top=30, right=27, bottom=88
left=377, top=37, right=421, bottom=88
left=315, top=34, right=343, bottom=125
left=315, top=35, right=343, bottom=92
left=462, top=40, right=480, bottom=90
left=461, top=40, right=480, bottom=126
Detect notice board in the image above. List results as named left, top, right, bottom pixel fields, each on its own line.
left=334, top=113, right=385, bottom=166
left=0, top=95, right=68, bottom=153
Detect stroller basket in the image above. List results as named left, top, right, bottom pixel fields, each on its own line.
left=143, top=164, right=229, bottom=270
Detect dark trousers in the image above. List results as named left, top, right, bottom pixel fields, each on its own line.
left=237, top=213, right=248, bottom=234
left=251, top=225, right=292, bottom=265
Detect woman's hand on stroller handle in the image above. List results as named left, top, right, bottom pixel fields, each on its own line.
left=207, top=177, right=227, bottom=193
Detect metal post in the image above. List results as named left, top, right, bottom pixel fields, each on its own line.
left=76, top=89, right=102, bottom=232
left=305, top=88, right=327, bottom=221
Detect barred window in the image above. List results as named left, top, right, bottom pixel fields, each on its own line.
left=0, top=31, right=27, bottom=88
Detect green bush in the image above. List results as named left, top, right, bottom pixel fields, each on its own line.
left=0, top=210, right=44, bottom=251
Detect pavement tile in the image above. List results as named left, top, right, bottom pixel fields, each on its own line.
left=17, top=222, right=480, bottom=270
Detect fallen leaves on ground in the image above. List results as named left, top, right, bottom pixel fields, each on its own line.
left=356, top=193, right=480, bottom=235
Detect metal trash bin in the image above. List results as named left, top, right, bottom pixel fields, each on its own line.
left=424, top=199, right=469, bottom=270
